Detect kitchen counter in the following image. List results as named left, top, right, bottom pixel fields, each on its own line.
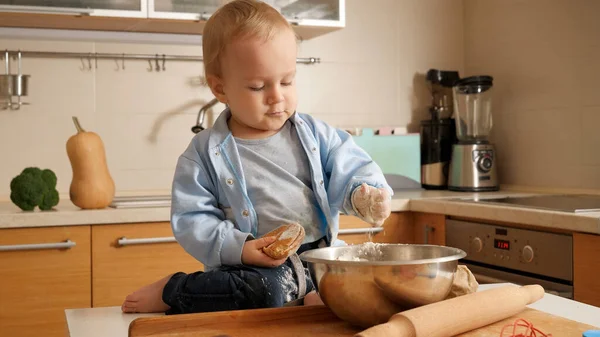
left=64, top=283, right=600, bottom=337
left=0, top=199, right=171, bottom=228
left=2, top=189, right=600, bottom=234
left=0, top=189, right=515, bottom=228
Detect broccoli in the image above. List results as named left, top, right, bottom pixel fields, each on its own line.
left=10, top=167, right=60, bottom=211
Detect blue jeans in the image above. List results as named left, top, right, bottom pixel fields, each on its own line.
left=162, top=239, right=321, bottom=315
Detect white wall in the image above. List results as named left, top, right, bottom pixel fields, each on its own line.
left=464, top=0, right=600, bottom=190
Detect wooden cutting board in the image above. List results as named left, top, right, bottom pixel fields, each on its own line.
left=128, top=305, right=597, bottom=337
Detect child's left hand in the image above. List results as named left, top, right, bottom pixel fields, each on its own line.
left=351, top=183, right=391, bottom=227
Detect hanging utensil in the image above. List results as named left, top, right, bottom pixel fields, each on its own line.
left=10, top=51, right=30, bottom=110
left=12, top=51, right=30, bottom=97
left=0, top=50, right=12, bottom=106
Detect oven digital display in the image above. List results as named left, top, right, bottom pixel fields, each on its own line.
left=494, top=239, right=510, bottom=250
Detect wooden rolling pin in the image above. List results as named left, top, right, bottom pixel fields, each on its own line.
left=356, top=284, right=545, bottom=337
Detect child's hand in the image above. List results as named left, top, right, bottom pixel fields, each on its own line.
left=351, top=183, right=391, bottom=227
left=241, top=236, right=287, bottom=268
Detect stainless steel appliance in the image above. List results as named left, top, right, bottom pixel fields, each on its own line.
left=420, top=69, right=459, bottom=190
left=445, top=219, right=573, bottom=299
left=448, top=76, right=498, bottom=192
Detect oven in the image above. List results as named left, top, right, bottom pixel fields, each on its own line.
left=445, top=219, right=573, bottom=299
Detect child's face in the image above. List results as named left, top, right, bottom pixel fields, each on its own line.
left=217, top=28, right=298, bottom=138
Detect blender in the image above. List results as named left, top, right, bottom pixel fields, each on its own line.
left=448, top=75, right=499, bottom=192
left=420, top=69, right=459, bottom=190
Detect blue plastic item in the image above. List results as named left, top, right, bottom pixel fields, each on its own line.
left=583, top=331, right=600, bottom=337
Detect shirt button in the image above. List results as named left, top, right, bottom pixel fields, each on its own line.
left=312, top=147, right=317, bottom=152
left=215, top=151, right=220, bottom=156
left=242, top=210, right=249, bottom=217
left=320, top=180, right=324, bottom=185
left=226, top=178, right=234, bottom=185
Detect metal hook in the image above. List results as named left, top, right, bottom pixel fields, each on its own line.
left=114, top=58, right=120, bottom=71
left=155, top=54, right=160, bottom=72
left=122, top=53, right=125, bottom=70
left=94, top=54, right=98, bottom=69
left=80, top=58, right=86, bottom=71
left=162, top=54, right=166, bottom=71
left=87, top=53, right=92, bottom=71
left=4, top=50, right=9, bottom=75
left=147, top=59, right=153, bottom=72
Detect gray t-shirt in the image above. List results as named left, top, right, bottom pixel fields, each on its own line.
left=227, top=120, right=324, bottom=242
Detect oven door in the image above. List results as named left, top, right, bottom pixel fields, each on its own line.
left=461, top=262, right=574, bottom=299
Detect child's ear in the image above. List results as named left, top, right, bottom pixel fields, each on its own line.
left=206, top=74, right=227, bottom=104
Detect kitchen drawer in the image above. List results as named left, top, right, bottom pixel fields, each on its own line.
left=413, top=212, right=446, bottom=246
left=91, top=222, right=203, bottom=307
left=574, top=233, right=600, bottom=307
left=0, top=225, right=91, bottom=337
left=338, top=213, right=413, bottom=244
left=338, top=215, right=376, bottom=244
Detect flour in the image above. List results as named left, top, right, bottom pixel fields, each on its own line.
left=278, top=266, right=298, bottom=303
left=357, top=242, right=384, bottom=259
left=278, top=224, right=300, bottom=240
left=336, top=242, right=384, bottom=261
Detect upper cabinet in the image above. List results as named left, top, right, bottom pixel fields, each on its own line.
left=0, top=0, right=345, bottom=40
left=0, top=0, right=148, bottom=17
left=149, top=0, right=221, bottom=20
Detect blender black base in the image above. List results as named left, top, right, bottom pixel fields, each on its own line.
left=422, top=184, right=449, bottom=190
left=448, top=185, right=499, bottom=192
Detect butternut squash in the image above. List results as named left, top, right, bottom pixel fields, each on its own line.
left=66, top=116, right=115, bottom=209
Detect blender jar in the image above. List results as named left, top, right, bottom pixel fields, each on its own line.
left=453, top=76, right=494, bottom=143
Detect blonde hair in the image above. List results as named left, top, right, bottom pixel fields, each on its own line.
left=202, top=0, right=295, bottom=78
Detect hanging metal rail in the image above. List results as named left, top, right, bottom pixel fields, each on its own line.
left=0, top=50, right=321, bottom=66
left=0, top=49, right=320, bottom=110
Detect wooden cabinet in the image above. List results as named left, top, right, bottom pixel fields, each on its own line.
left=0, top=210, right=416, bottom=335
left=413, top=212, right=446, bottom=246
left=0, top=226, right=91, bottom=337
left=0, top=0, right=345, bottom=40
left=574, top=233, right=600, bottom=307
left=92, top=222, right=203, bottom=307
left=338, top=213, right=414, bottom=245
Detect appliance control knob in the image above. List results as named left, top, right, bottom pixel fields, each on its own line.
left=470, top=237, right=483, bottom=253
left=477, top=156, right=493, bottom=173
left=522, top=245, right=534, bottom=263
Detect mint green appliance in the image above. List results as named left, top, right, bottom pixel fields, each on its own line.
left=352, top=128, right=421, bottom=190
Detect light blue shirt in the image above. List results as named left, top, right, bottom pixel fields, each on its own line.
left=170, top=109, right=392, bottom=270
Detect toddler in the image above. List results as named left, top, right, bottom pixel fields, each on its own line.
left=122, top=0, right=392, bottom=314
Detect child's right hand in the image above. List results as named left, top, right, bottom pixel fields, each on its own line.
left=241, top=237, right=287, bottom=268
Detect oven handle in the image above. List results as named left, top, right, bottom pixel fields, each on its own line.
left=472, top=273, right=509, bottom=284
left=472, top=273, right=574, bottom=299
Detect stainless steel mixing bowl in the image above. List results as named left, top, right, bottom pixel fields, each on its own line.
left=299, top=243, right=466, bottom=328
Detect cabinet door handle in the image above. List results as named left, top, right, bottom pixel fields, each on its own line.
left=338, top=227, right=384, bottom=235
left=0, top=240, right=76, bottom=252
left=117, top=236, right=177, bottom=247
left=424, top=225, right=435, bottom=244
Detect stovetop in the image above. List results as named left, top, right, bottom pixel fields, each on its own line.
left=459, top=194, right=600, bottom=213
